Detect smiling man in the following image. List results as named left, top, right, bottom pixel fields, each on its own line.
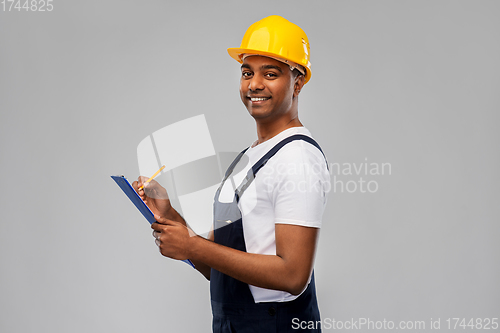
left=135, top=15, right=330, bottom=333
left=240, top=55, right=302, bottom=131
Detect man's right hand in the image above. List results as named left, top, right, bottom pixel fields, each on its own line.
left=134, top=176, right=211, bottom=279
left=132, top=176, right=175, bottom=221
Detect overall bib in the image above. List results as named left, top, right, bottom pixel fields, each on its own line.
left=210, top=135, right=326, bottom=333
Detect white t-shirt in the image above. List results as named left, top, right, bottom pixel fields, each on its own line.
left=218, top=127, right=331, bottom=303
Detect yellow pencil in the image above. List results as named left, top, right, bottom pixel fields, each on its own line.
left=138, top=165, right=165, bottom=190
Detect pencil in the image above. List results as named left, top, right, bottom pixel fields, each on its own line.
left=138, top=165, right=165, bottom=190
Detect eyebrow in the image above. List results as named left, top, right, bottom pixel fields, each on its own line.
left=261, top=64, right=283, bottom=73
left=241, top=63, right=283, bottom=73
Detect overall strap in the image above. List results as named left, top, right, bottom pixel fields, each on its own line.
left=235, top=134, right=328, bottom=202
left=220, top=148, right=249, bottom=184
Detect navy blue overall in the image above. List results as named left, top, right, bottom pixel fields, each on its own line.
left=210, top=135, right=327, bottom=333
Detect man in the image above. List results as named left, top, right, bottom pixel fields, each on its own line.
left=134, top=15, right=330, bottom=332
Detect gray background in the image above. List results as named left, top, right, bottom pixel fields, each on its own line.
left=1, top=0, right=499, bottom=332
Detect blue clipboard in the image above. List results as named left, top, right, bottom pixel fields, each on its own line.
left=111, top=175, right=195, bottom=268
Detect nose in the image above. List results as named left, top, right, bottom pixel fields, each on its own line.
left=248, top=74, right=265, bottom=91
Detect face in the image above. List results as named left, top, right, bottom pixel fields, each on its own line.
left=239, top=56, right=301, bottom=121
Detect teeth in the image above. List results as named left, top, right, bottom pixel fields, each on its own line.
left=251, top=97, right=269, bottom=101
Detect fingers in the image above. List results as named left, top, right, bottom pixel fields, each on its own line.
left=132, top=178, right=143, bottom=193
left=151, top=222, right=165, bottom=231
left=133, top=177, right=148, bottom=199
left=138, top=175, right=149, bottom=185
left=134, top=177, right=149, bottom=190
left=136, top=176, right=149, bottom=192
left=137, top=176, right=147, bottom=192
left=135, top=176, right=170, bottom=200
left=151, top=218, right=176, bottom=230
left=152, top=229, right=162, bottom=247
left=144, top=180, right=169, bottom=199
left=153, top=214, right=173, bottom=225
left=137, top=176, right=158, bottom=189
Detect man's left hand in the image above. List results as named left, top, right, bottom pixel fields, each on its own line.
left=151, top=215, right=192, bottom=260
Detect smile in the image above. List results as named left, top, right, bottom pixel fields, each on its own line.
left=249, top=97, right=270, bottom=102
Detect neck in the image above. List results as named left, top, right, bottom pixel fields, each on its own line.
left=254, top=109, right=303, bottom=146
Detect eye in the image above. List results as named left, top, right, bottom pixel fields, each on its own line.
left=241, top=71, right=253, bottom=79
left=265, top=72, right=278, bottom=79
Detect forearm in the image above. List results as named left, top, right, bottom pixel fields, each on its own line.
left=187, top=236, right=310, bottom=295
left=152, top=217, right=317, bottom=292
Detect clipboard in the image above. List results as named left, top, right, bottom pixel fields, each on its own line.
left=111, top=175, right=195, bottom=268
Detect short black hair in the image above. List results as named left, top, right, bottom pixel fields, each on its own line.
left=292, top=68, right=305, bottom=79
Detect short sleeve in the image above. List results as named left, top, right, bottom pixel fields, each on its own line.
left=261, top=141, right=330, bottom=228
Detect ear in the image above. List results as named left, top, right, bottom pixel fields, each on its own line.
left=293, top=74, right=305, bottom=98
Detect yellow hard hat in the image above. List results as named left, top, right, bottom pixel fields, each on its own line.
left=228, top=15, right=312, bottom=84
